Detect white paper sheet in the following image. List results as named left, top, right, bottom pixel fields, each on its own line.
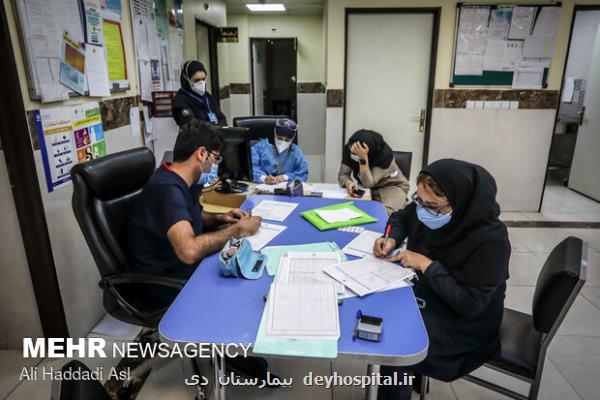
left=133, top=15, right=149, bottom=60
left=342, top=230, right=383, bottom=258
left=315, top=208, right=362, bottom=224
left=509, top=6, right=536, bottom=39
left=129, top=106, right=140, bottom=139
left=276, top=252, right=344, bottom=294
left=562, top=77, right=576, bottom=103
left=84, top=0, right=104, bottom=45
left=512, top=68, right=544, bottom=89
left=532, top=7, right=559, bottom=37
left=139, top=59, right=153, bottom=102
left=85, top=44, right=111, bottom=97
left=246, top=223, right=287, bottom=251
left=483, top=40, right=507, bottom=71
left=488, top=8, right=512, bottom=40
left=266, top=282, right=340, bottom=339
left=252, top=200, right=298, bottom=222
left=324, top=258, right=415, bottom=298
left=523, top=36, right=554, bottom=58
left=502, top=41, right=524, bottom=71
left=255, top=182, right=288, bottom=193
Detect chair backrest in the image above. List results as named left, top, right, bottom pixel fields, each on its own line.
left=532, top=236, right=587, bottom=335
left=233, top=115, right=297, bottom=144
left=71, top=148, right=156, bottom=278
left=393, top=151, right=412, bottom=180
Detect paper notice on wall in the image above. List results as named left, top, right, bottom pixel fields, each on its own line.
left=523, top=36, right=555, bottom=58
left=34, top=107, right=76, bottom=192
left=533, top=7, right=559, bottom=37
left=520, top=57, right=551, bottom=69
left=72, top=102, right=107, bottom=163
left=562, top=78, right=576, bottom=103
left=59, top=35, right=87, bottom=95
left=502, top=40, right=524, bottom=71
left=512, top=68, right=543, bottom=89
left=84, top=0, right=104, bottom=45
left=488, top=8, right=512, bottom=40
left=139, top=59, right=153, bottom=102
left=455, top=52, right=484, bottom=76
left=455, top=6, right=489, bottom=76
left=133, top=15, right=149, bottom=60
left=130, top=106, right=141, bottom=139
left=483, top=40, right=506, bottom=71
left=509, top=6, right=536, bottom=39
left=85, top=44, right=111, bottom=97
left=151, top=59, right=162, bottom=90
left=103, top=19, right=128, bottom=82
left=36, top=58, right=70, bottom=102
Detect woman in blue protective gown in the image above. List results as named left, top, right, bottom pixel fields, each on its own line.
left=251, top=118, right=309, bottom=184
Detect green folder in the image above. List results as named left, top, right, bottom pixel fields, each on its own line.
left=252, top=301, right=338, bottom=359
left=301, top=201, right=378, bottom=231
left=261, top=241, right=345, bottom=276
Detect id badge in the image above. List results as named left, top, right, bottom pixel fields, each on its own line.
left=208, top=112, right=218, bottom=123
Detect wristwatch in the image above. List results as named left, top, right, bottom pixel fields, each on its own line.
left=359, top=158, right=367, bottom=165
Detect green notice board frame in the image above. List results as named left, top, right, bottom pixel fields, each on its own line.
left=450, top=3, right=560, bottom=87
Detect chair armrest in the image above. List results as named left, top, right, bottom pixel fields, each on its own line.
left=100, top=273, right=186, bottom=290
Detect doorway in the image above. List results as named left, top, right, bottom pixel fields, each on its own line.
left=541, top=6, right=600, bottom=211
left=344, top=9, right=439, bottom=186
left=250, top=38, right=298, bottom=119
left=195, top=18, right=220, bottom=101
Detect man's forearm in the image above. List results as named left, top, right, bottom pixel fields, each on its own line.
left=189, top=224, right=239, bottom=263
left=202, top=211, right=225, bottom=229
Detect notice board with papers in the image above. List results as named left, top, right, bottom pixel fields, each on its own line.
left=14, top=0, right=130, bottom=102
left=451, top=3, right=561, bottom=88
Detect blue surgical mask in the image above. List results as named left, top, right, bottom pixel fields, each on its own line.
left=416, top=203, right=452, bottom=230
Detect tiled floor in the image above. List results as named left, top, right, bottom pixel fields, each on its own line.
left=2, top=226, right=599, bottom=400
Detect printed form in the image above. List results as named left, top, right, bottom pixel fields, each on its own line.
left=325, top=258, right=415, bottom=297
left=252, top=200, right=298, bottom=222
left=276, top=252, right=345, bottom=294
left=246, top=223, right=287, bottom=251
left=266, top=282, right=340, bottom=339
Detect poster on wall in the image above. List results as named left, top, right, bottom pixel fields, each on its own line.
left=34, top=107, right=76, bottom=192
left=73, top=102, right=107, bottom=163
left=34, top=102, right=106, bottom=192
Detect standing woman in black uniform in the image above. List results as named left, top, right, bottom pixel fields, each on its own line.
left=172, top=60, right=227, bottom=126
left=374, top=159, right=510, bottom=399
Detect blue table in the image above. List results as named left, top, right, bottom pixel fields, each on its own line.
left=160, top=195, right=428, bottom=397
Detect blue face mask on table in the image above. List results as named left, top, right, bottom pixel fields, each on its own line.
left=416, top=203, right=452, bottom=230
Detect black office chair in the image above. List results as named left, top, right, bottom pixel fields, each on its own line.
left=419, top=236, right=588, bottom=400
left=233, top=115, right=297, bottom=145
left=393, top=151, right=412, bottom=180
left=71, top=147, right=185, bottom=328
left=52, top=361, right=111, bottom=400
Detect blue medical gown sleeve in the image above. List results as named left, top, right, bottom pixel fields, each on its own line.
left=285, top=145, right=309, bottom=182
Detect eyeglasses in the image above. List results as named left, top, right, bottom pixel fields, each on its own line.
left=209, top=151, right=223, bottom=164
left=411, top=192, right=451, bottom=216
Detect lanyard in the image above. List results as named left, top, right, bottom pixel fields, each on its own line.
left=183, top=89, right=213, bottom=114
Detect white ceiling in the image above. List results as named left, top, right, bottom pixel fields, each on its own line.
left=223, top=0, right=324, bottom=15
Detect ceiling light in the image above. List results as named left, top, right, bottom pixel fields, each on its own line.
left=246, top=3, right=286, bottom=12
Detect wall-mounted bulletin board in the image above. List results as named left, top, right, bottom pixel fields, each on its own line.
left=130, top=0, right=185, bottom=103
left=451, top=3, right=561, bottom=88
left=15, top=0, right=129, bottom=103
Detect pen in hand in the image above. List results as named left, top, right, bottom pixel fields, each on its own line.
left=384, top=224, right=391, bottom=249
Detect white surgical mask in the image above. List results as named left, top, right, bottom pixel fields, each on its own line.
left=275, top=138, right=291, bottom=153
left=350, top=154, right=360, bottom=162
left=191, top=80, right=206, bottom=96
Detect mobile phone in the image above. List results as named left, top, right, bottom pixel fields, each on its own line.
left=352, top=188, right=365, bottom=198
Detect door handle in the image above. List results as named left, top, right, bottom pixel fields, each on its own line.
left=578, top=106, right=586, bottom=126
left=419, top=109, right=427, bottom=133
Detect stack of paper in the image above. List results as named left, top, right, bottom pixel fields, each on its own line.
left=315, top=208, right=363, bottom=224
left=265, top=282, right=340, bottom=339
left=254, top=182, right=288, bottom=193
left=252, top=200, right=298, bottom=222
left=324, top=258, right=415, bottom=297
left=261, top=241, right=345, bottom=276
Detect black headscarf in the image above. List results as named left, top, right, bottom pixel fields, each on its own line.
left=342, top=130, right=394, bottom=183
left=180, top=60, right=206, bottom=91
left=406, top=159, right=509, bottom=286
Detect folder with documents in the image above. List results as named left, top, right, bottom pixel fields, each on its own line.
left=301, top=202, right=377, bottom=231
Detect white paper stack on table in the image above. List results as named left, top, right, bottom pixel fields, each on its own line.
left=265, top=282, right=340, bottom=339
left=315, top=208, right=362, bottom=224
left=252, top=200, right=298, bottom=222
left=325, top=258, right=415, bottom=297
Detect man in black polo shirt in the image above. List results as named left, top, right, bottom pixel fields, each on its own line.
left=128, top=120, right=261, bottom=288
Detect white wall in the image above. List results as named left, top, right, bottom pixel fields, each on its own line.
left=0, top=152, right=44, bottom=349
left=429, top=109, right=557, bottom=211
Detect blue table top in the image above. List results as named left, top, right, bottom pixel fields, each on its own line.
left=159, top=195, right=428, bottom=365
